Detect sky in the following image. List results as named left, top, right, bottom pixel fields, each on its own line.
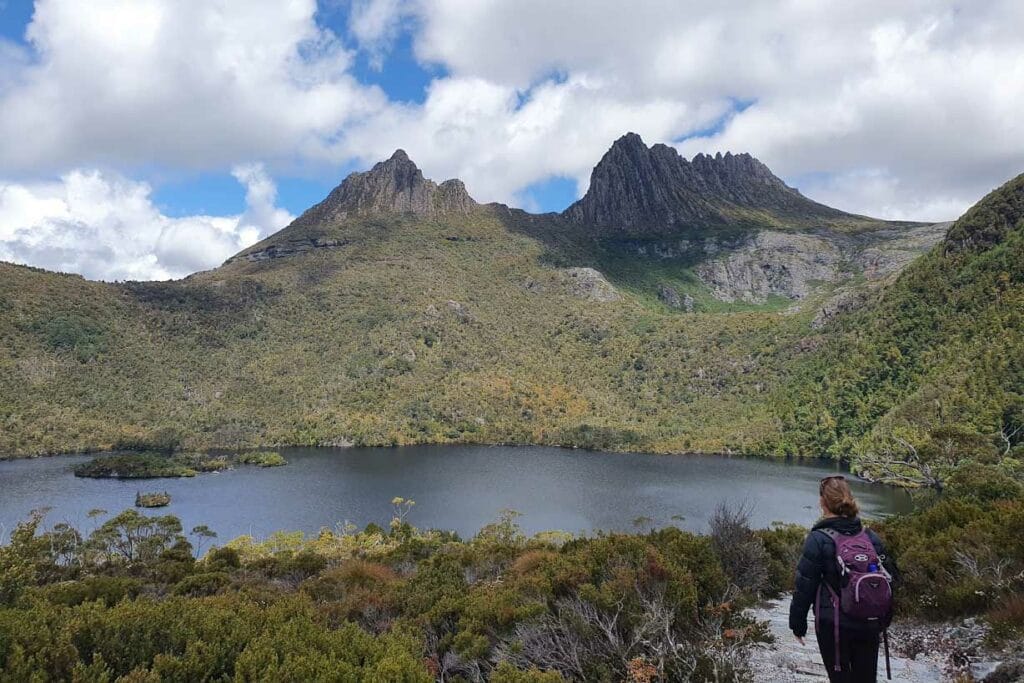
left=0, top=0, right=1022, bottom=281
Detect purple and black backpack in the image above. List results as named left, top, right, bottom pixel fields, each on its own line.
left=815, top=528, right=894, bottom=674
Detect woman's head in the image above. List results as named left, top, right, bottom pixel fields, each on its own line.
left=819, top=475, right=860, bottom=518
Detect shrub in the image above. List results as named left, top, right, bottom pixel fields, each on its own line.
left=755, top=523, right=806, bottom=596
left=45, top=576, right=144, bottom=607
left=875, top=497, right=1024, bottom=619
left=709, top=502, right=771, bottom=596
left=205, top=546, right=241, bottom=571
left=987, top=594, right=1024, bottom=644
left=74, top=453, right=197, bottom=479
left=945, top=463, right=1024, bottom=503
left=491, top=661, right=565, bottom=682
left=173, top=572, right=231, bottom=597
left=135, top=492, right=171, bottom=508
left=236, top=451, right=288, bottom=467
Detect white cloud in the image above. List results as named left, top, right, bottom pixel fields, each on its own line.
left=344, top=0, right=1024, bottom=219
left=339, top=74, right=729, bottom=204
left=0, top=165, right=294, bottom=281
left=349, top=0, right=410, bottom=69
left=0, top=0, right=388, bottom=172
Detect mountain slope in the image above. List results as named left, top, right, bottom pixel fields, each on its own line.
left=0, top=136, right=955, bottom=458
left=772, top=173, right=1024, bottom=482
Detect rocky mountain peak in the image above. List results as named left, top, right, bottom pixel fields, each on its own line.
left=563, top=132, right=848, bottom=236
left=293, top=150, right=477, bottom=226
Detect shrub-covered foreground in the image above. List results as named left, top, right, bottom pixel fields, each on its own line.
left=1, top=483, right=1022, bottom=681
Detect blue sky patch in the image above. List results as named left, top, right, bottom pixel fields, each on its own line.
left=674, top=98, right=756, bottom=144
left=0, top=0, right=33, bottom=44
left=349, top=30, right=445, bottom=104
left=275, top=174, right=342, bottom=215
left=151, top=172, right=247, bottom=218
left=316, top=1, right=444, bottom=105
left=518, top=175, right=580, bottom=213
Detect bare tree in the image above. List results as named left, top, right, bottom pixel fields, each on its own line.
left=857, top=437, right=942, bottom=489
left=710, top=501, right=770, bottom=596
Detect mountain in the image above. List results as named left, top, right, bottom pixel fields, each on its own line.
left=0, top=134, right=974, bottom=470
left=289, top=149, right=476, bottom=223
left=773, top=172, right=1024, bottom=482
left=552, top=134, right=946, bottom=306
left=564, top=132, right=857, bottom=235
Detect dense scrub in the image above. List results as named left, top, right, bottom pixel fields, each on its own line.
left=3, top=472, right=1021, bottom=681
left=772, top=173, right=1024, bottom=487
left=0, top=504, right=788, bottom=682
left=0, top=209, right=810, bottom=461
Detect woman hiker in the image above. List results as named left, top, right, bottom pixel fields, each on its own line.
left=789, top=475, right=901, bottom=682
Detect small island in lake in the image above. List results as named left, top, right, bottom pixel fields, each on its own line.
left=74, top=451, right=287, bottom=479
left=135, top=491, right=171, bottom=508
left=236, top=451, right=288, bottom=467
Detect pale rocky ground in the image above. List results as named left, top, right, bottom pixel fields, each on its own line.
left=747, top=596, right=1004, bottom=682
left=695, top=222, right=951, bottom=305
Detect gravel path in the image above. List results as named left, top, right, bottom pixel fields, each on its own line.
left=747, top=596, right=946, bottom=682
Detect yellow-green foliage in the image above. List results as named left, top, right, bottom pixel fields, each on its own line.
left=237, top=450, right=287, bottom=467
left=2, top=176, right=1023, bottom=487
left=0, top=208, right=816, bottom=459
left=874, top=494, right=1024, bottom=619
left=0, top=507, right=767, bottom=682
left=3, top=479, right=1023, bottom=681
left=772, top=173, right=1024, bottom=483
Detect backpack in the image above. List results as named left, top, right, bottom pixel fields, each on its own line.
left=814, top=528, right=894, bottom=675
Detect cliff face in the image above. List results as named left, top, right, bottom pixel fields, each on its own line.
left=694, top=222, right=950, bottom=304
left=293, top=150, right=477, bottom=227
left=562, top=132, right=850, bottom=235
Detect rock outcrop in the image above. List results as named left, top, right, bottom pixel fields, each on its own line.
left=563, top=132, right=850, bottom=236
left=693, top=222, right=949, bottom=304
left=696, top=231, right=844, bottom=303
left=657, top=284, right=694, bottom=311
left=811, top=288, right=872, bottom=329
left=293, top=150, right=477, bottom=226
left=559, top=267, right=621, bottom=302
left=852, top=222, right=952, bottom=280
left=233, top=237, right=347, bottom=263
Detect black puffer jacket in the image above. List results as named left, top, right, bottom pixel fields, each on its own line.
left=789, top=516, right=900, bottom=637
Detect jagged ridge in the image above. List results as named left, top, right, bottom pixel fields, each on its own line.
left=563, top=132, right=853, bottom=235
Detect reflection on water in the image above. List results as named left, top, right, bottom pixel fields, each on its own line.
left=0, top=445, right=913, bottom=541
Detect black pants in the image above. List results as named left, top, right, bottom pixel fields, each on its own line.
left=815, top=619, right=880, bottom=683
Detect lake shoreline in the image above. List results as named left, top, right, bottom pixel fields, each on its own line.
left=0, top=445, right=913, bottom=543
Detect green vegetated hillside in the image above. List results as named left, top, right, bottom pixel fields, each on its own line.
left=0, top=206, right=802, bottom=457
left=773, top=173, right=1024, bottom=484
left=0, top=134, right=1020, bottom=488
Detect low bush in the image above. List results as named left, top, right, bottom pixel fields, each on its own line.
left=237, top=451, right=288, bottom=467
left=44, top=576, right=144, bottom=607
left=755, top=523, right=806, bottom=596
left=4, top=482, right=1023, bottom=682
left=987, top=594, right=1024, bottom=644
left=875, top=496, right=1024, bottom=619
left=173, top=572, right=231, bottom=597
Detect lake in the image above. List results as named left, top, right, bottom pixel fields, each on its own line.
left=0, top=445, right=914, bottom=542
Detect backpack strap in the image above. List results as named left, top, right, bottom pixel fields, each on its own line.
left=814, top=527, right=843, bottom=673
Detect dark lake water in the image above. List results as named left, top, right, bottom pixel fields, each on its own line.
left=0, top=445, right=913, bottom=542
